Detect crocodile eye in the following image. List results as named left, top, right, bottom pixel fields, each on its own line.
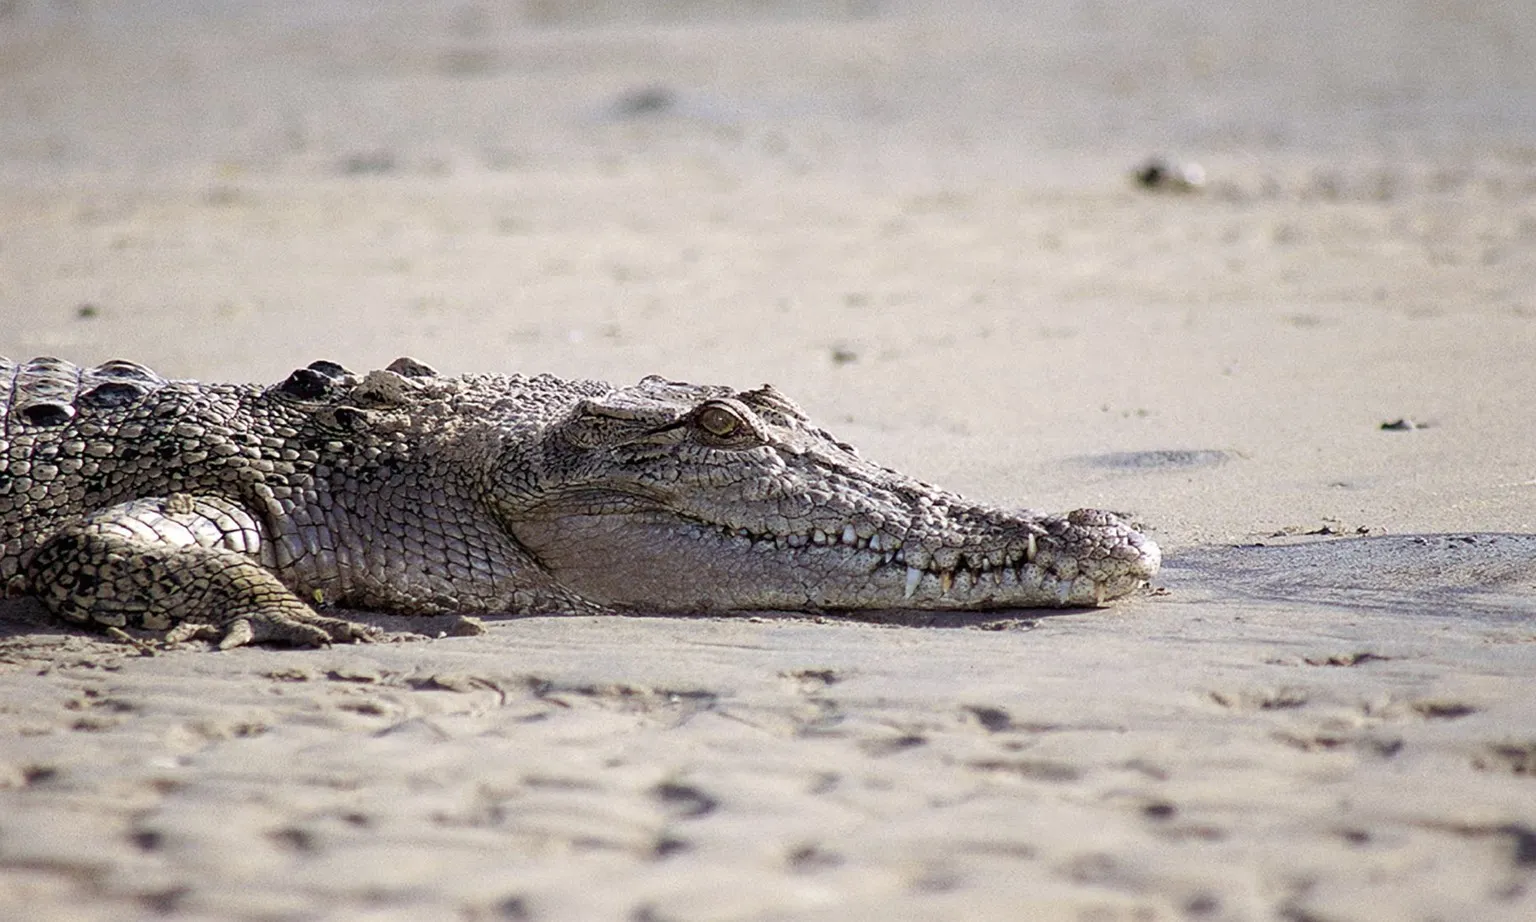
left=696, top=404, right=744, bottom=438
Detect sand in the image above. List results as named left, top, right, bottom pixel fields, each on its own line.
left=1, top=2, right=1534, bottom=919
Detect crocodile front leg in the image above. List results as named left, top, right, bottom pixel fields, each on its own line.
left=27, top=494, right=378, bottom=649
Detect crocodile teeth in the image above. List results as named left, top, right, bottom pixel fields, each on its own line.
left=841, top=524, right=857, bottom=546
left=1026, top=533, right=1037, bottom=562
left=938, top=570, right=954, bottom=594
left=868, top=534, right=882, bottom=552
left=1095, top=582, right=1107, bottom=606
left=904, top=566, right=923, bottom=599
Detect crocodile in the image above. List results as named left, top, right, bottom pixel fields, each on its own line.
left=0, top=356, right=1161, bottom=648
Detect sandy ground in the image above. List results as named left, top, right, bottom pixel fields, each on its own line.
left=2, top=1, right=1535, bottom=919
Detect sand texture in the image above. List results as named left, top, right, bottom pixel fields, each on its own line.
left=1, top=2, right=1535, bottom=919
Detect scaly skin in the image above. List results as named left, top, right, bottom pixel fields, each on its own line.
left=0, top=356, right=1160, bottom=648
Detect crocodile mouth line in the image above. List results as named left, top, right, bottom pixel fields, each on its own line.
left=673, top=517, right=1088, bottom=603
left=536, top=496, right=1148, bottom=608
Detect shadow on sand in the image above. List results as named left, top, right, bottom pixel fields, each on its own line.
left=1164, top=533, right=1536, bottom=622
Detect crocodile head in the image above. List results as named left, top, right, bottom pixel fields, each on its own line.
left=495, top=376, right=1160, bottom=612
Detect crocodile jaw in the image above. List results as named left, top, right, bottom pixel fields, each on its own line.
left=511, top=507, right=1160, bottom=612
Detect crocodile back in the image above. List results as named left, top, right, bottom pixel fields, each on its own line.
left=0, top=356, right=183, bottom=588
left=2, top=356, right=170, bottom=430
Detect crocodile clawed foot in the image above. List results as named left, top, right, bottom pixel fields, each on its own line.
left=161, top=611, right=382, bottom=650
left=222, top=611, right=381, bottom=649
